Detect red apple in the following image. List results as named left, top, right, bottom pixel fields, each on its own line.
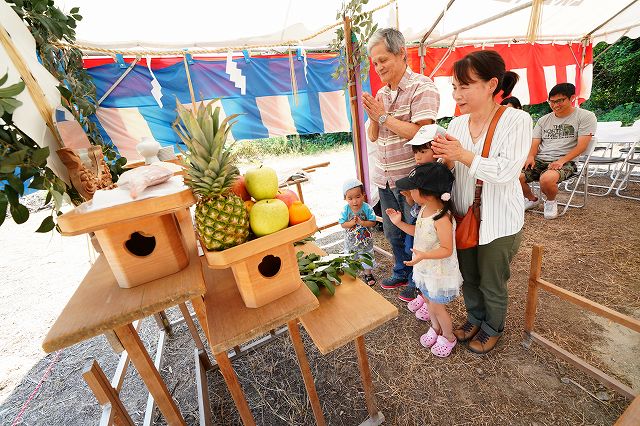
left=275, top=188, right=300, bottom=208
left=231, top=176, right=251, bottom=201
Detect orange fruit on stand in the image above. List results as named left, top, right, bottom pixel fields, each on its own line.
left=288, top=201, right=312, bottom=225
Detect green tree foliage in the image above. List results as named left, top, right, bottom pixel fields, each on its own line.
left=583, top=37, right=640, bottom=114
left=1, top=73, right=68, bottom=231
left=8, top=0, right=126, bottom=176
left=1, top=1, right=127, bottom=231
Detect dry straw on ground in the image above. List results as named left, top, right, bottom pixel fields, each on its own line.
left=0, top=150, right=638, bottom=425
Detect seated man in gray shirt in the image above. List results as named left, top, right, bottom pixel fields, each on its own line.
left=520, top=83, right=596, bottom=219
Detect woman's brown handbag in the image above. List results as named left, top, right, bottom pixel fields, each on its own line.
left=455, top=105, right=506, bottom=249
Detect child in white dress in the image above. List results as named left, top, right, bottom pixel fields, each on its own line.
left=386, top=162, right=463, bottom=357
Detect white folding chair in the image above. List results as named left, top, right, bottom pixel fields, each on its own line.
left=530, top=137, right=598, bottom=217
left=567, top=126, right=640, bottom=196
left=615, top=140, right=640, bottom=200
left=556, top=137, right=598, bottom=214
left=587, top=121, right=622, bottom=177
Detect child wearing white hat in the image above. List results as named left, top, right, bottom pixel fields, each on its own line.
left=339, top=178, right=377, bottom=286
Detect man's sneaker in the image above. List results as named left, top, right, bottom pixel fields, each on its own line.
left=380, top=276, right=408, bottom=289
left=524, top=197, right=541, bottom=211
left=398, top=286, right=417, bottom=302
left=544, top=200, right=558, bottom=219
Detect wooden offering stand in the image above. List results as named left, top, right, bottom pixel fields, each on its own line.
left=201, top=215, right=318, bottom=308
left=44, top=189, right=205, bottom=425
left=57, top=189, right=195, bottom=288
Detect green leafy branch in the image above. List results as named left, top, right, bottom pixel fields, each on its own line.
left=1, top=72, right=69, bottom=231
left=8, top=0, right=126, bottom=178
left=293, top=236, right=316, bottom=246
left=330, top=0, right=378, bottom=85
left=297, top=251, right=373, bottom=297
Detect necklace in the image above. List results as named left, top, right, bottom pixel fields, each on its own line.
left=469, top=104, right=498, bottom=141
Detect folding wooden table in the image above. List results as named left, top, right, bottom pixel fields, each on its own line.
left=42, top=208, right=205, bottom=425
left=297, top=243, right=398, bottom=426
left=198, top=265, right=323, bottom=425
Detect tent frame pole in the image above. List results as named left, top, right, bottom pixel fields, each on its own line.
left=423, top=1, right=533, bottom=48
left=419, top=0, right=456, bottom=74
left=182, top=53, right=197, bottom=110
left=587, top=0, right=639, bottom=36
left=97, top=57, right=140, bottom=106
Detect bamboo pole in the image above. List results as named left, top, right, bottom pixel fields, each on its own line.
left=526, top=0, right=544, bottom=43
left=182, top=53, right=197, bottom=110
left=343, top=16, right=371, bottom=199
left=0, top=23, right=64, bottom=149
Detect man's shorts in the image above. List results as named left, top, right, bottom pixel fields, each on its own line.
left=523, top=159, right=577, bottom=183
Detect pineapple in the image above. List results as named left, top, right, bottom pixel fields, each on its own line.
left=173, top=100, right=249, bottom=251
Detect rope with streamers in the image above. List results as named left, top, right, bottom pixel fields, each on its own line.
left=51, top=0, right=397, bottom=56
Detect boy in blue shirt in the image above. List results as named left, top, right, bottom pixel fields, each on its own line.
left=340, top=179, right=378, bottom=286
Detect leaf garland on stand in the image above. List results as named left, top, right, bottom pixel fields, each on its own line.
left=297, top=251, right=373, bottom=297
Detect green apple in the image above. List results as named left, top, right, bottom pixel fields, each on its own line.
left=249, top=199, right=289, bottom=236
left=244, top=165, right=278, bottom=200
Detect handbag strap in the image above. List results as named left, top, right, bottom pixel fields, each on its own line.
left=473, top=105, right=507, bottom=204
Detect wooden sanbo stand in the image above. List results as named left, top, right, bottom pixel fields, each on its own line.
left=57, top=189, right=195, bottom=288
left=201, top=215, right=318, bottom=307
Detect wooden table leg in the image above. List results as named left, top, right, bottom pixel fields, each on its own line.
left=287, top=320, right=326, bottom=426
left=214, top=351, right=256, bottom=426
left=355, top=335, right=380, bottom=420
left=113, top=323, right=186, bottom=426
left=83, top=359, right=134, bottom=426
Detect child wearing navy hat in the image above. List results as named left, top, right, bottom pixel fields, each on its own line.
left=339, top=178, right=377, bottom=286
left=399, top=124, right=446, bottom=308
left=386, top=162, right=463, bottom=357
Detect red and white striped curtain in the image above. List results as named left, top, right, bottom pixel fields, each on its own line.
left=368, top=42, right=593, bottom=117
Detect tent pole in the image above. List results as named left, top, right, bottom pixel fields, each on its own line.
left=587, top=0, right=639, bottom=36
left=423, top=1, right=533, bottom=48
left=419, top=0, right=456, bottom=74
left=343, top=16, right=368, bottom=196
left=577, top=37, right=591, bottom=104
left=592, top=31, right=628, bottom=63
left=182, top=53, right=197, bottom=110
left=0, top=23, right=64, bottom=150
left=97, top=57, right=140, bottom=106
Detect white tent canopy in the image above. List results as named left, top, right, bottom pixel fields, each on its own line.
left=56, top=0, right=640, bottom=52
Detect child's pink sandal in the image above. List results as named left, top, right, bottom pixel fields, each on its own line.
left=431, top=335, right=457, bottom=358
left=420, top=327, right=439, bottom=348
left=407, top=296, right=424, bottom=313
left=415, top=304, right=430, bottom=321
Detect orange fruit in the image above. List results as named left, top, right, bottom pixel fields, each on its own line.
left=288, top=201, right=312, bottom=225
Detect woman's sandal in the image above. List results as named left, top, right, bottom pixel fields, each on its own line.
left=431, top=335, right=457, bottom=358
left=407, top=296, right=424, bottom=313
left=415, top=304, right=430, bottom=321
left=420, top=327, right=439, bottom=348
left=364, top=274, right=376, bottom=287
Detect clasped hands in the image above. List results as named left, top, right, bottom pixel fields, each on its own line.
left=346, top=215, right=362, bottom=228
left=431, top=133, right=466, bottom=162
left=362, top=92, right=385, bottom=122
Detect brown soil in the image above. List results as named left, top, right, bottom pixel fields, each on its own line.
left=0, top=150, right=638, bottom=425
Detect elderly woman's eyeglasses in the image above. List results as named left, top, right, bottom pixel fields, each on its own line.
left=547, top=97, right=568, bottom=106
